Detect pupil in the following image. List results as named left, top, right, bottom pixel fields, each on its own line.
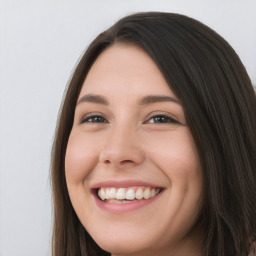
left=156, top=117, right=166, bottom=123
left=94, top=117, right=102, bottom=122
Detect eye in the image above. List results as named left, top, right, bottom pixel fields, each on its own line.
left=146, top=114, right=180, bottom=124
left=81, top=115, right=108, bottom=124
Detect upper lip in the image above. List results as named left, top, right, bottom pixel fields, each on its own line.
left=91, top=179, right=163, bottom=189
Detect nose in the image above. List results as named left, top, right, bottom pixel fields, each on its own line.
left=99, top=125, right=145, bottom=169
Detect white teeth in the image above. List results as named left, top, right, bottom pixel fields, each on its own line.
left=150, top=188, right=155, bottom=198
left=144, top=188, right=150, bottom=199
left=105, top=188, right=109, bottom=199
left=98, top=187, right=161, bottom=202
left=108, top=188, right=116, bottom=199
left=116, top=188, right=126, bottom=200
left=135, top=188, right=143, bottom=200
left=125, top=189, right=136, bottom=200
left=98, top=189, right=106, bottom=200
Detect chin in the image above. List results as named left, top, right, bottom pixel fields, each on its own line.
left=93, top=233, right=154, bottom=255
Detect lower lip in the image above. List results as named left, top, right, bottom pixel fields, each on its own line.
left=93, top=191, right=163, bottom=213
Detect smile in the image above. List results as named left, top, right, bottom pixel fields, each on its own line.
left=98, top=187, right=161, bottom=203
left=92, top=181, right=164, bottom=212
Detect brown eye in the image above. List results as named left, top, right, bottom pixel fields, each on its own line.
left=81, top=115, right=108, bottom=124
left=147, top=115, right=180, bottom=124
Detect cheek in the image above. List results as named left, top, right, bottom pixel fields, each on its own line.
left=146, top=130, right=201, bottom=179
left=65, top=132, right=98, bottom=183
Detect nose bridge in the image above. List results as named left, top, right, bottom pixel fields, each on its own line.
left=99, top=120, right=144, bottom=167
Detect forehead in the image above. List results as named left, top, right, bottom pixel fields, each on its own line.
left=80, top=44, right=177, bottom=99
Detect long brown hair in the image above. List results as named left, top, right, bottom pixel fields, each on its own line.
left=51, top=12, right=256, bottom=256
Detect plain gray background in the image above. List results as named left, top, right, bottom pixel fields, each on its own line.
left=1, top=0, right=255, bottom=255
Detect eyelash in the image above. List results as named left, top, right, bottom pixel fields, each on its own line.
left=81, top=115, right=108, bottom=124
left=81, top=114, right=180, bottom=125
left=145, top=114, right=180, bottom=124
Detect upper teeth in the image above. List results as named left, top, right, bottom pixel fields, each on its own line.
left=98, top=187, right=161, bottom=201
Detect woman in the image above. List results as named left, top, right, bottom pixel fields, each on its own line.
left=51, top=12, right=256, bottom=256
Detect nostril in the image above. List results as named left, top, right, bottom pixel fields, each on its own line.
left=103, top=159, right=133, bottom=165
left=120, top=160, right=134, bottom=165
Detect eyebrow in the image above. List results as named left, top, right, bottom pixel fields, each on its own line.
left=139, top=95, right=181, bottom=105
left=76, top=94, right=181, bottom=106
left=76, top=94, right=109, bottom=106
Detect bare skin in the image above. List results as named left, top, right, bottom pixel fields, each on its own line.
left=65, top=44, right=204, bottom=256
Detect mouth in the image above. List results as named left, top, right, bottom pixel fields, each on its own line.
left=97, top=186, right=162, bottom=204
left=91, top=183, right=164, bottom=212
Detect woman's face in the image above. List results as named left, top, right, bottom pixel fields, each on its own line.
left=65, top=44, right=203, bottom=256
